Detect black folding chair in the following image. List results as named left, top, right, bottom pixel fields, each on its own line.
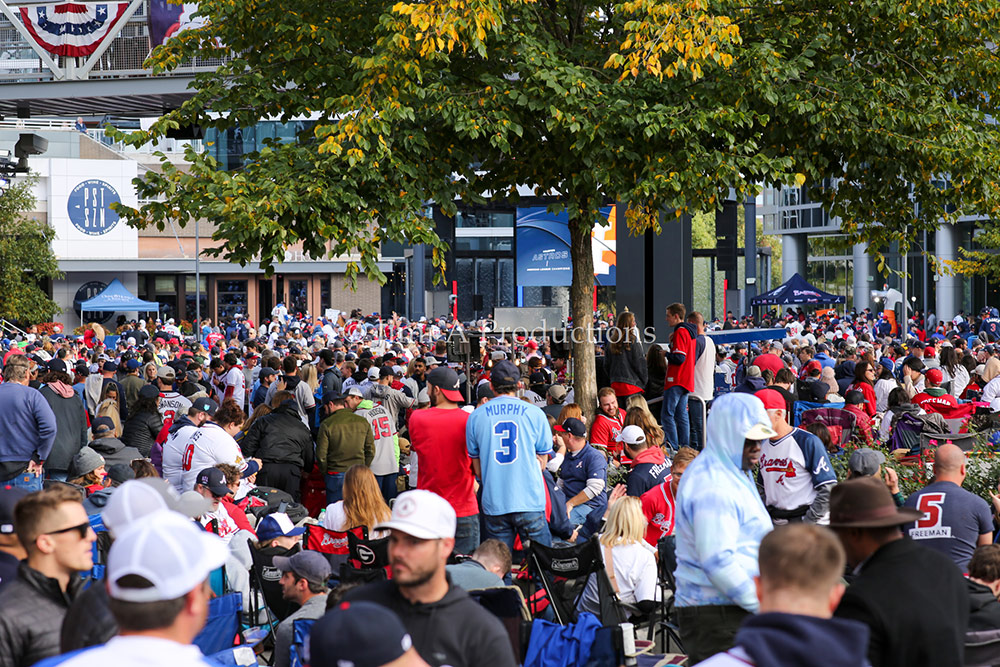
left=468, top=586, right=532, bottom=662
left=655, top=535, right=683, bottom=654
left=526, top=535, right=628, bottom=626
left=339, top=531, right=390, bottom=584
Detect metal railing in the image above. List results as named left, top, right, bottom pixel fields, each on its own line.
left=0, top=2, right=228, bottom=83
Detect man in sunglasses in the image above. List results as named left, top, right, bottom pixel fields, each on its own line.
left=0, top=485, right=95, bottom=666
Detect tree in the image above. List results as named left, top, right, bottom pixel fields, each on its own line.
left=114, top=0, right=1000, bottom=419
left=0, top=176, right=61, bottom=324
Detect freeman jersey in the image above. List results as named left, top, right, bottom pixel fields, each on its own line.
left=466, top=396, right=553, bottom=516
left=357, top=403, right=398, bottom=476
left=759, top=428, right=836, bottom=517
left=178, top=423, right=247, bottom=493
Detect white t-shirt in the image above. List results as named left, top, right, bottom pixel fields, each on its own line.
left=57, top=635, right=223, bottom=667
left=224, top=366, right=247, bottom=410
left=321, top=501, right=388, bottom=538
left=162, top=423, right=199, bottom=493
left=158, top=392, right=192, bottom=427
left=179, top=423, right=247, bottom=494
left=200, top=500, right=240, bottom=543
left=579, top=541, right=659, bottom=614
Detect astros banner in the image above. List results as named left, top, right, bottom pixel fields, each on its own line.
left=20, top=3, right=130, bottom=57
left=515, top=206, right=617, bottom=287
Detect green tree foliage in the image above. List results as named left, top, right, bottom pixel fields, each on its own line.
left=0, top=177, right=61, bottom=324
left=113, top=0, right=1000, bottom=415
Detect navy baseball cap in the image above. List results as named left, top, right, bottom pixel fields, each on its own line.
left=47, top=358, right=67, bottom=374
left=427, top=366, right=463, bottom=402
left=92, top=416, right=116, bottom=435
left=190, top=397, right=218, bottom=416
left=195, top=467, right=230, bottom=496
left=490, top=360, right=521, bottom=388
left=125, top=359, right=141, bottom=371
left=308, top=601, right=414, bottom=667
left=557, top=417, right=587, bottom=438
left=139, top=384, right=161, bottom=399
left=322, top=389, right=344, bottom=404
left=102, top=361, right=118, bottom=372
left=0, top=485, right=29, bottom=534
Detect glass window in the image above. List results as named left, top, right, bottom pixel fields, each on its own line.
left=154, top=276, right=176, bottom=294
left=498, top=258, right=515, bottom=307
left=455, top=236, right=513, bottom=252
left=185, top=276, right=207, bottom=293
left=320, top=277, right=331, bottom=314
left=476, top=259, right=497, bottom=317
left=454, top=210, right=514, bottom=228
left=290, top=279, right=308, bottom=316
left=216, top=280, right=248, bottom=319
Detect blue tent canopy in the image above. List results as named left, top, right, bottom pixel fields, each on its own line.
left=78, top=279, right=161, bottom=320
left=751, top=273, right=846, bottom=307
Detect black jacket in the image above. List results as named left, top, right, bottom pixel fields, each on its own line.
left=59, top=580, right=117, bottom=653
left=968, top=578, right=1000, bottom=632
left=38, top=385, right=88, bottom=473
left=321, top=367, right=342, bottom=398
left=121, top=409, right=163, bottom=457
left=342, top=578, right=516, bottom=667
left=0, top=562, right=84, bottom=667
left=834, top=537, right=968, bottom=667
left=242, top=401, right=314, bottom=469
left=604, top=340, right=648, bottom=390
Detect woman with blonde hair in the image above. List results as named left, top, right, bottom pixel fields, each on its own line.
left=143, top=361, right=158, bottom=383
left=322, top=464, right=392, bottom=537
left=623, top=405, right=664, bottom=449
left=604, top=310, right=647, bottom=409
left=96, top=382, right=123, bottom=436
left=557, top=402, right=585, bottom=425
left=578, top=492, right=658, bottom=615
left=300, top=363, right=319, bottom=393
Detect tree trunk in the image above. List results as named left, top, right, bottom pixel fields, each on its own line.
left=568, top=211, right=597, bottom=424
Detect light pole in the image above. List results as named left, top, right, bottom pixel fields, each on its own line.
left=195, top=218, right=201, bottom=329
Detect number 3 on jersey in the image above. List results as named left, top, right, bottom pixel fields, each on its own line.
left=493, top=421, right=519, bottom=464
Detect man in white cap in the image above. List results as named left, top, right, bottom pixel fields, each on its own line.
left=56, top=510, right=227, bottom=666
left=342, top=490, right=515, bottom=667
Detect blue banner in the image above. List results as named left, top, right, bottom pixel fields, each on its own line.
left=515, top=206, right=616, bottom=287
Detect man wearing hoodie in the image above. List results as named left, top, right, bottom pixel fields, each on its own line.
left=342, top=490, right=515, bottom=667
left=674, top=392, right=777, bottom=664
left=662, top=302, right=697, bottom=450
left=699, top=523, right=870, bottom=667
left=39, top=360, right=89, bottom=482
left=619, top=425, right=669, bottom=497
left=368, top=366, right=416, bottom=430
left=88, top=417, right=141, bottom=469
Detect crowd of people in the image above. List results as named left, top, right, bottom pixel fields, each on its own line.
left=0, top=301, right=998, bottom=666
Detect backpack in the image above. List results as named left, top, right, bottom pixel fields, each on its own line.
left=888, top=412, right=924, bottom=455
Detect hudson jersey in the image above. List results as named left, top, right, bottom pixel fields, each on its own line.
left=759, top=429, right=836, bottom=516
left=466, top=396, right=553, bottom=516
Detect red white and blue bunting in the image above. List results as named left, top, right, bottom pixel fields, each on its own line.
left=19, top=3, right=130, bottom=58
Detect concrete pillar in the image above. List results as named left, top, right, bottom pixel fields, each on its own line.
left=853, top=243, right=871, bottom=311
left=935, top=223, right=961, bottom=321
left=781, top=234, right=807, bottom=282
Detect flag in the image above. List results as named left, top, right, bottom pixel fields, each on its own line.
left=20, top=3, right=130, bottom=57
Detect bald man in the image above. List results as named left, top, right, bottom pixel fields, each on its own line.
left=902, top=444, right=992, bottom=571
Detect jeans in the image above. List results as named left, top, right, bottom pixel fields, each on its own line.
left=688, top=396, right=709, bottom=451
left=483, top=511, right=552, bottom=555
left=375, top=473, right=398, bottom=503
left=454, top=514, right=481, bottom=556
left=3, top=470, right=43, bottom=492
left=46, top=470, right=68, bottom=483
left=660, top=386, right=690, bottom=450
left=677, top=604, right=751, bottom=664
left=324, top=471, right=345, bottom=504
left=569, top=504, right=597, bottom=526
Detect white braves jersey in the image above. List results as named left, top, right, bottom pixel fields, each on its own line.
left=162, top=424, right=200, bottom=493
left=357, top=404, right=398, bottom=476
left=158, top=392, right=192, bottom=427
left=758, top=429, right=836, bottom=518
left=224, top=366, right=246, bottom=410
left=178, top=423, right=247, bottom=493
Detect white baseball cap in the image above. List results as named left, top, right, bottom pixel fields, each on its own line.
left=107, top=509, right=227, bottom=603
left=376, top=489, right=456, bottom=540
left=102, top=480, right=169, bottom=537
left=614, top=425, right=647, bottom=446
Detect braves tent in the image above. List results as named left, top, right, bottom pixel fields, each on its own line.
left=751, top=273, right=845, bottom=307
left=78, top=279, right=160, bottom=323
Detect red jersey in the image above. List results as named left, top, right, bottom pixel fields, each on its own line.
left=640, top=477, right=676, bottom=546
left=665, top=324, right=697, bottom=393
left=408, top=407, right=478, bottom=517
left=913, top=390, right=959, bottom=411
left=590, top=408, right=626, bottom=456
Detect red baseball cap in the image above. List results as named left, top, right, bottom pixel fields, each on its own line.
left=756, top=388, right=787, bottom=411
left=924, top=346, right=936, bottom=357
left=925, top=368, right=943, bottom=385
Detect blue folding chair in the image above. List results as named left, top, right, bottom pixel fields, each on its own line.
left=289, top=618, right=317, bottom=667
left=194, top=592, right=243, bottom=656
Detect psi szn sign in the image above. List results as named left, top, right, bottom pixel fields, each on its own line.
left=67, top=179, right=121, bottom=236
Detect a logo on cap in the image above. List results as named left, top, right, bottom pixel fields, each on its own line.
left=395, top=496, right=418, bottom=517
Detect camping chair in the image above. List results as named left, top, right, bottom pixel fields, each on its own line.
left=205, top=646, right=258, bottom=666
left=288, top=618, right=317, bottom=667
left=83, top=513, right=109, bottom=586
left=921, top=432, right=978, bottom=453
left=923, top=402, right=977, bottom=434
left=792, top=400, right=843, bottom=427
left=888, top=412, right=926, bottom=464
left=799, top=407, right=856, bottom=450
left=339, top=531, right=391, bottom=584
left=193, top=591, right=243, bottom=656
left=713, top=371, right=731, bottom=397
left=302, top=523, right=367, bottom=580
left=966, top=629, right=1000, bottom=667
left=654, top=535, right=683, bottom=654
left=526, top=536, right=629, bottom=627
left=249, top=546, right=300, bottom=622
left=469, top=586, right=533, bottom=662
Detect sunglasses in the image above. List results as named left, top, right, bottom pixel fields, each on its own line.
left=44, top=521, right=91, bottom=539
